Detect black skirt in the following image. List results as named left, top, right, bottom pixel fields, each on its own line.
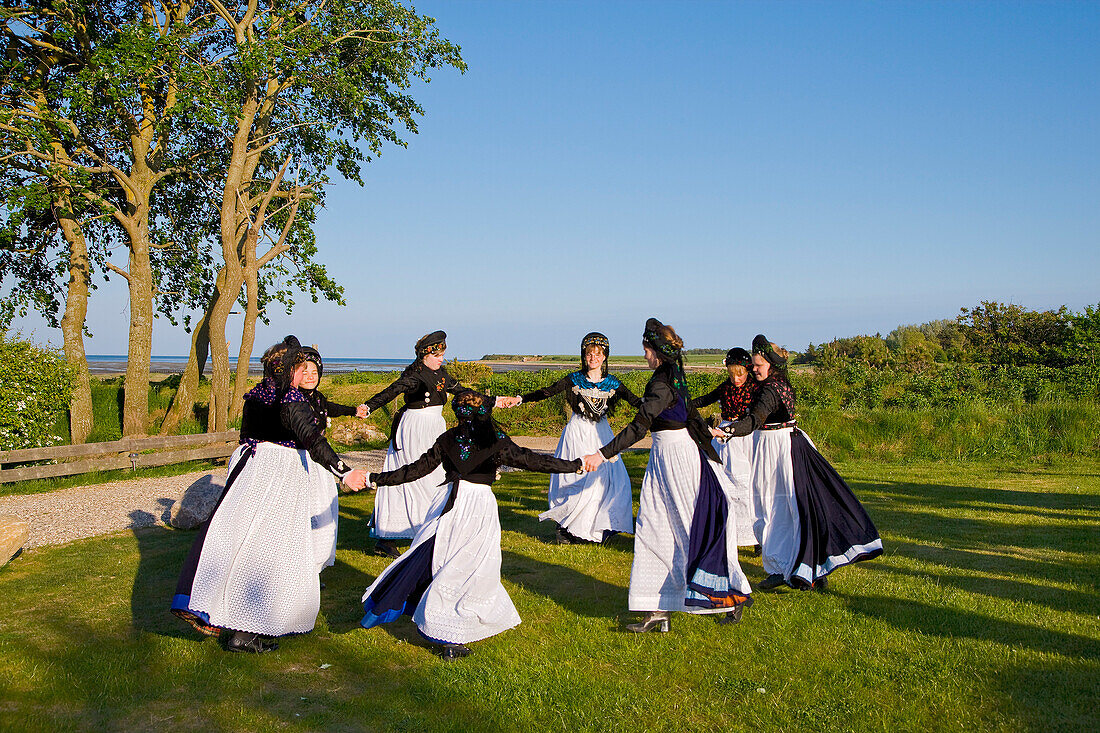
left=789, top=430, right=882, bottom=587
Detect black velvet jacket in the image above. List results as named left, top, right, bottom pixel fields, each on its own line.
left=371, top=430, right=581, bottom=487
left=599, top=363, right=719, bottom=462
left=725, top=375, right=796, bottom=437
left=280, top=388, right=358, bottom=477
left=520, top=372, right=641, bottom=421
left=364, top=362, right=470, bottom=412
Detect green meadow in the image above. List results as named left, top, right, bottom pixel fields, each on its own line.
left=1, top=455, right=1097, bottom=732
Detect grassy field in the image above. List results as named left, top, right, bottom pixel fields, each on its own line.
left=1, top=455, right=1097, bottom=732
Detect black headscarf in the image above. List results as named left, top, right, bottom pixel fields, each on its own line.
left=724, top=347, right=751, bottom=368
left=281, top=344, right=323, bottom=392
left=415, top=330, right=447, bottom=359
left=580, top=332, right=610, bottom=379
left=642, top=317, right=687, bottom=390
left=448, top=392, right=507, bottom=466
left=751, top=334, right=787, bottom=370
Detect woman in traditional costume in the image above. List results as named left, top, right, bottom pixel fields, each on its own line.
left=505, top=332, right=640, bottom=544
left=691, top=347, right=759, bottom=549
left=583, top=319, right=753, bottom=632
left=358, top=391, right=583, bottom=659
left=172, top=338, right=367, bottom=653
left=359, top=331, right=473, bottom=558
left=725, top=335, right=882, bottom=591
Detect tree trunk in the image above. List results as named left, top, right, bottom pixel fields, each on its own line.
left=57, top=212, right=93, bottom=444
left=229, top=259, right=258, bottom=424
left=159, top=307, right=211, bottom=434
left=207, top=262, right=244, bottom=432
left=123, top=227, right=153, bottom=436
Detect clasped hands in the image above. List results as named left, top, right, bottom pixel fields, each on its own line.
left=342, top=469, right=369, bottom=492
left=582, top=452, right=606, bottom=472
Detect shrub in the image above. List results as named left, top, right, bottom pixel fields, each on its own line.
left=444, top=359, right=493, bottom=387
left=0, top=332, right=73, bottom=450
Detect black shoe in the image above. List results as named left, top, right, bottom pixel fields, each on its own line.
left=440, top=643, right=472, bottom=660
left=758, top=573, right=787, bottom=591
left=600, top=530, right=619, bottom=546
left=751, top=544, right=762, bottom=557
left=625, top=611, right=671, bottom=633
left=225, top=631, right=278, bottom=654
left=813, top=576, right=829, bottom=592
left=373, top=539, right=401, bottom=558
left=555, top=526, right=581, bottom=545
left=716, top=606, right=744, bottom=625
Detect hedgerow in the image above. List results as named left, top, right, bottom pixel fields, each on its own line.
left=0, top=332, right=73, bottom=450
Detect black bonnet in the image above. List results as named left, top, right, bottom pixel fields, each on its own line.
left=580, top=332, right=610, bottom=378
left=751, top=334, right=786, bottom=369
left=724, top=347, right=751, bottom=368
left=415, top=330, right=447, bottom=358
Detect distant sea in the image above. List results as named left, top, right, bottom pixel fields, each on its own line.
left=85, top=355, right=552, bottom=375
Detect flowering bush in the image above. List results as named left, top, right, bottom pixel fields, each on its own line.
left=0, top=332, right=73, bottom=450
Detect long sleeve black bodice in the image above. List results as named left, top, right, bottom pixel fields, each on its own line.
left=691, top=379, right=759, bottom=421
left=280, top=388, right=353, bottom=478
left=239, top=377, right=297, bottom=446
left=520, top=372, right=641, bottom=421
left=725, top=376, right=796, bottom=437
left=364, top=363, right=470, bottom=412
left=599, top=364, right=719, bottom=462
left=371, top=432, right=581, bottom=487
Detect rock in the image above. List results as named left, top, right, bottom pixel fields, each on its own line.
left=1, top=514, right=29, bottom=567
left=328, top=419, right=387, bottom=447
left=169, top=474, right=227, bottom=530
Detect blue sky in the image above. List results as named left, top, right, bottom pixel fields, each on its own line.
left=9, top=0, right=1099, bottom=359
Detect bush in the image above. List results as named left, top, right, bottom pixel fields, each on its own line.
left=444, top=359, right=493, bottom=387
left=0, top=332, right=73, bottom=450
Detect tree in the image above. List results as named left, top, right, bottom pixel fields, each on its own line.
left=160, top=0, right=464, bottom=432
left=957, top=301, right=1072, bottom=367
left=1, top=0, right=223, bottom=436
left=3, top=0, right=463, bottom=437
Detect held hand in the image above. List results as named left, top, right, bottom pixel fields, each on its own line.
left=356, top=404, right=370, bottom=419
left=710, top=427, right=726, bottom=439
left=583, top=452, right=606, bottom=472
left=343, top=469, right=367, bottom=492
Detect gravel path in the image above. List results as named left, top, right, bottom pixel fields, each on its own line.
left=0, top=450, right=386, bottom=550
left=0, top=435, right=629, bottom=550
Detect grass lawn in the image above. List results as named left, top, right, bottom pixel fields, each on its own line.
left=1, top=455, right=1097, bottom=732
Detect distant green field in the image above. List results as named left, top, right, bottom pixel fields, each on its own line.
left=1, top=456, right=1096, bottom=731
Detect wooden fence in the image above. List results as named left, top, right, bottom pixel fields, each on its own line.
left=0, top=431, right=240, bottom=484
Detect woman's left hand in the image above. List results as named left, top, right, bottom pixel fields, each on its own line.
left=583, top=452, right=606, bottom=472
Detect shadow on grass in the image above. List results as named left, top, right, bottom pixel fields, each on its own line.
left=130, top=519, right=195, bottom=640
left=851, top=477, right=1100, bottom=514
left=838, top=591, right=1100, bottom=661
left=8, top=602, right=494, bottom=730
left=871, top=562, right=1099, bottom=616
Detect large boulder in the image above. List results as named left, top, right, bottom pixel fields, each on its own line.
left=328, top=419, right=387, bottom=447
left=1, top=514, right=29, bottom=567
left=169, top=474, right=227, bottom=530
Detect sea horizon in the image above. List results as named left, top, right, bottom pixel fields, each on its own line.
left=83, top=355, right=562, bottom=375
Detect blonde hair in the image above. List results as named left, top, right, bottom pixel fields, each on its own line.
left=769, top=342, right=789, bottom=361
left=727, top=363, right=748, bottom=379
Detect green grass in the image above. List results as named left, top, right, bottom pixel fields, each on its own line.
left=1, top=455, right=1097, bottom=731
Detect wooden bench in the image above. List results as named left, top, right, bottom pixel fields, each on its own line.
left=0, top=431, right=241, bottom=484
